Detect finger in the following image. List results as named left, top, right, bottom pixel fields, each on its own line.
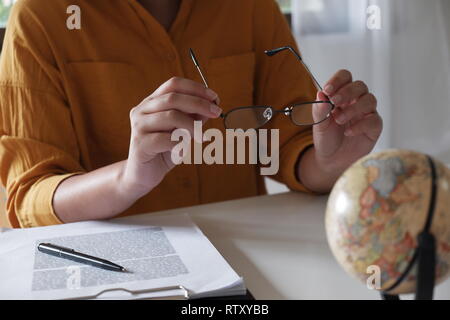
left=330, top=80, right=369, bottom=107
left=334, top=93, right=377, bottom=125
left=312, top=91, right=334, bottom=130
left=344, top=112, right=383, bottom=141
left=137, top=132, right=179, bottom=159
left=323, top=69, right=353, bottom=96
left=136, top=92, right=222, bottom=118
left=193, top=114, right=210, bottom=126
left=162, top=152, right=176, bottom=171
left=149, top=76, right=219, bottom=103
left=317, top=90, right=329, bottom=101
left=133, top=110, right=198, bottom=140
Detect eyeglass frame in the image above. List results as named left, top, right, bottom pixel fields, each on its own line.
left=189, top=45, right=336, bottom=129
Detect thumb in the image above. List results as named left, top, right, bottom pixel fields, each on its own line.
left=162, top=151, right=177, bottom=171
left=317, top=90, right=329, bottom=101
left=312, top=90, right=336, bottom=133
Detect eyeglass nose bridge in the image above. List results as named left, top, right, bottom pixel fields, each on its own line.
left=262, top=106, right=292, bottom=122
left=262, top=107, right=274, bottom=121
left=260, top=106, right=293, bottom=120
left=283, top=106, right=294, bottom=116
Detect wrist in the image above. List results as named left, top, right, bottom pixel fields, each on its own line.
left=312, top=150, right=345, bottom=177
left=116, top=159, right=148, bottom=205
left=297, top=147, right=341, bottom=193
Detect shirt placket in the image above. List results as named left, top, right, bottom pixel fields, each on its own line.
left=126, top=0, right=201, bottom=205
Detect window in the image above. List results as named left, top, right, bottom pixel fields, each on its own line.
left=296, top=0, right=350, bottom=35
left=276, top=0, right=292, bottom=14
left=0, top=0, right=15, bottom=28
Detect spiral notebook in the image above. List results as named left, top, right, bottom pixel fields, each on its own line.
left=0, top=214, right=247, bottom=300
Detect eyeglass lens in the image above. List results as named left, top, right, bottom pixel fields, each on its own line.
left=223, top=102, right=333, bottom=129
left=290, top=102, right=333, bottom=126
left=224, top=106, right=273, bottom=130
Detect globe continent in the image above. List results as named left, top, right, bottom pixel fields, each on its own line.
left=326, top=150, right=450, bottom=294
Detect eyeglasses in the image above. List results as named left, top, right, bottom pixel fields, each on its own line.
left=189, top=46, right=335, bottom=130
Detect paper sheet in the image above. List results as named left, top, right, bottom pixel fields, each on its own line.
left=0, top=214, right=245, bottom=299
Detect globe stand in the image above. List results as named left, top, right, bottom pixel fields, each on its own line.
left=380, top=156, right=438, bottom=301
left=381, top=232, right=436, bottom=300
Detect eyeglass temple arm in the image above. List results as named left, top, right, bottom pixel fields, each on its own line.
left=264, top=46, right=324, bottom=93
left=189, top=48, right=210, bottom=89
left=190, top=48, right=225, bottom=116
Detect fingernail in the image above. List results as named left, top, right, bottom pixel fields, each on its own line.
left=331, top=95, right=342, bottom=104
left=336, top=113, right=347, bottom=125
left=324, top=85, right=334, bottom=95
left=206, top=89, right=218, bottom=101
left=210, top=104, right=222, bottom=117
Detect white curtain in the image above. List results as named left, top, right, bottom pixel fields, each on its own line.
left=291, top=0, right=450, bottom=164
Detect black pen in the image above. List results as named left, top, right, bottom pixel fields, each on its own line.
left=38, top=243, right=127, bottom=272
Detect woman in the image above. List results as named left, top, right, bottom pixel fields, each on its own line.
left=0, top=0, right=382, bottom=228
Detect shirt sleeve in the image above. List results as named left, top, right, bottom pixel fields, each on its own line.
left=0, top=2, right=85, bottom=228
left=253, top=0, right=318, bottom=193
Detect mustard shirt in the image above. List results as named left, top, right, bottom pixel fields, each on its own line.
left=0, top=0, right=316, bottom=228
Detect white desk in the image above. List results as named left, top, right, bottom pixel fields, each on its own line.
left=153, top=192, right=450, bottom=300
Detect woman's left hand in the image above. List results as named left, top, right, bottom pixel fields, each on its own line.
left=309, top=69, right=383, bottom=182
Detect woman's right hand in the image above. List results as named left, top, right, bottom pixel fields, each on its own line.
left=53, top=77, right=221, bottom=223
left=120, top=77, right=222, bottom=201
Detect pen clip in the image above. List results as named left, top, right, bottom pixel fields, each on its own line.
left=38, top=243, right=75, bottom=253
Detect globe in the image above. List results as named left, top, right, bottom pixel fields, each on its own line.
left=325, top=149, right=450, bottom=295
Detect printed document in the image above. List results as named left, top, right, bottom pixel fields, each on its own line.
left=0, top=214, right=245, bottom=299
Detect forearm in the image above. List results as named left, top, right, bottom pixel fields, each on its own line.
left=52, top=78, right=220, bottom=224
left=297, top=147, right=342, bottom=194
left=53, top=160, right=139, bottom=223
